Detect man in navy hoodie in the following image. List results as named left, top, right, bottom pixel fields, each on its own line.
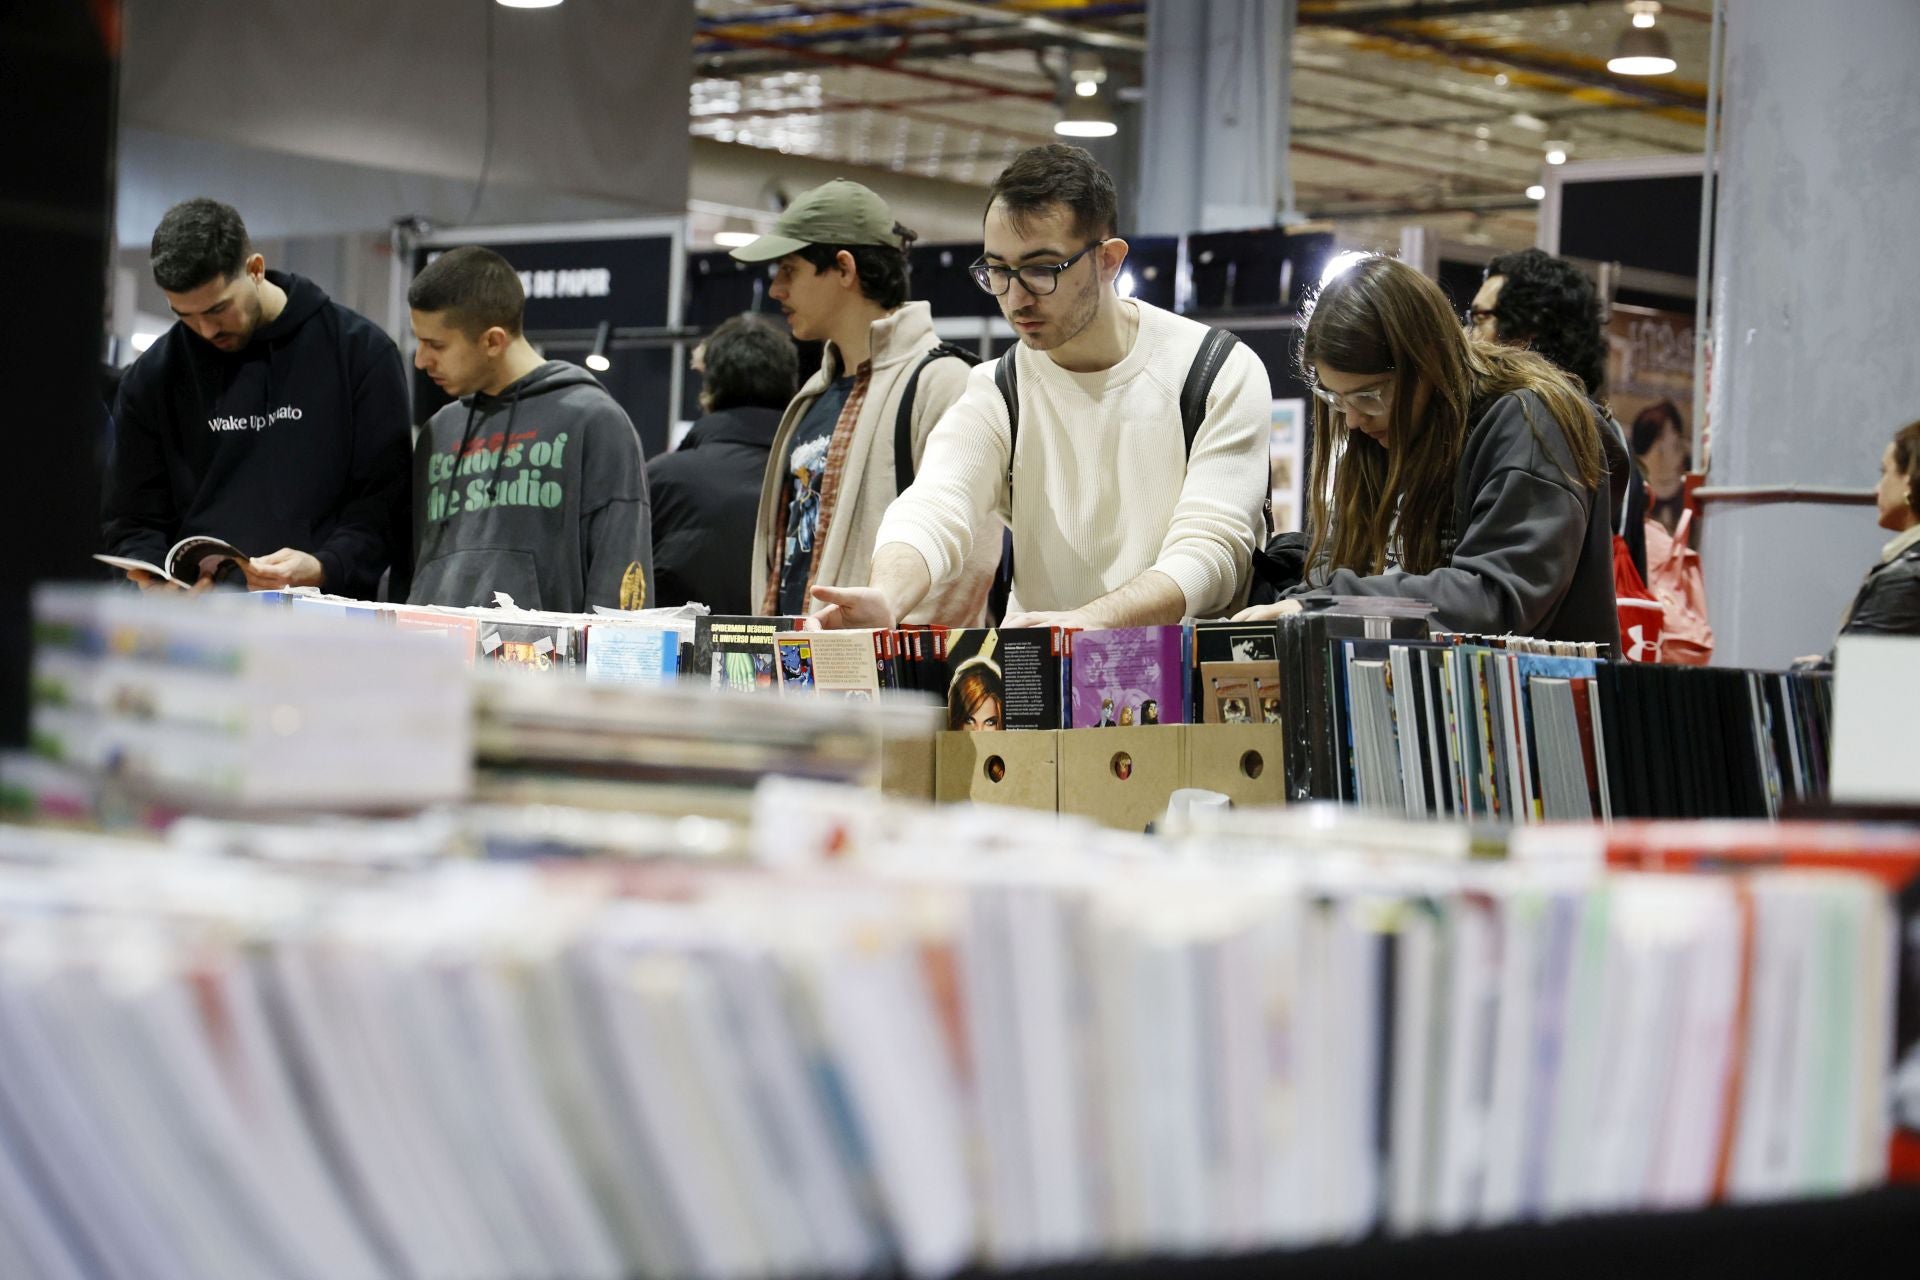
left=406, top=245, right=653, bottom=612
left=102, top=198, right=411, bottom=596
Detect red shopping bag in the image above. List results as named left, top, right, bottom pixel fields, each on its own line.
left=1613, top=531, right=1663, bottom=663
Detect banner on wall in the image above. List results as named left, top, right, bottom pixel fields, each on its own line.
left=1607, top=303, right=1694, bottom=425
left=414, top=237, right=674, bottom=333
left=1607, top=304, right=1695, bottom=534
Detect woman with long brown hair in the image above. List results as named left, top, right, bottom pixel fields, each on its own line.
left=1236, top=254, right=1618, bottom=645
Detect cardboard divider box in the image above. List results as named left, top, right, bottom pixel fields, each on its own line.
left=935, top=730, right=1059, bottom=812
left=880, top=730, right=938, bottom=804
left=1184, top=722, right=1288, bottom=810
left=1057, top=726, right=1185, bottom=833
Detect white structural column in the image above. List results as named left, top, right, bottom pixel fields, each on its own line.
left=1136, top=0, right=1297, bottom=236
left=1702, top=0, right=1920, bottom=667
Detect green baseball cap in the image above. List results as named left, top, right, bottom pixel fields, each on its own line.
left=727, top=179, right=903, bottom=263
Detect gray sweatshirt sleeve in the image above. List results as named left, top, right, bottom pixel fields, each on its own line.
left=579, top=403, right=655, bottom=610
left=1289, top=392, right=1594, bottom=635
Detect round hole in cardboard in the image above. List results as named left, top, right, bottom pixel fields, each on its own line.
left=1110, top=751, right=1133, bottom=781
left=1240, top=750, right=1264, bottom=780
left=983, top=755, right=1006, bottom=784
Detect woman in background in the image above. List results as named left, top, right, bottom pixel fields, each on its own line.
left=1631, top=400, right=1690, bottom=535
left=1235, top=254, right=1616, bottom=646
left=1838, top=421, right=1920, bottom=638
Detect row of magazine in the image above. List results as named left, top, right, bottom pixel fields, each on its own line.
left=0, top=798, right=1909, bottom=1280
left=27, top=586, right=473, bottom=810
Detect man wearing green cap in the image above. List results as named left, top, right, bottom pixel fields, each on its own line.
left=729, top=179, right=998, bottom=623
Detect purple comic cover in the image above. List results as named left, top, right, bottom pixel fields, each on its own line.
left=1070, top=626, right=1189, bottom=728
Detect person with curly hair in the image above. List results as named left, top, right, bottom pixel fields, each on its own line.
left=1470, top=248, right=1645, bottom=577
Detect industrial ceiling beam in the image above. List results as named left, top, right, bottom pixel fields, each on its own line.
left=906, top=0, right=1146, bottom=53
left=1317, top=24, right=1707, bottom=116
left=699, top=32, right=1133, bottom=78
left=1298, top=0, right=1600, bottom=25
left=1300, top=191, right=1542, bottom=217
left=692, top=28, right=1058, bottom=101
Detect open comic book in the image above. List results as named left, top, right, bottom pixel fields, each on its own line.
left=95, top=535, right=250, bottom=587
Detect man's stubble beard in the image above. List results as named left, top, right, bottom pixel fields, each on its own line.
left=1019, top=275, right=1102, bottom=351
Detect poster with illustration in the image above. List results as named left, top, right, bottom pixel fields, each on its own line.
left=1269, top=397, right=1307, bottom=533
left=1607, top=304, right=1695, bottom=536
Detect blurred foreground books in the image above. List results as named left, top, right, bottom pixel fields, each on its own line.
left=0, top=803, right=1908, bottom=1279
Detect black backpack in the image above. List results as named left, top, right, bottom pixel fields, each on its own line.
left=892, top=342, right=985, bottom=491
left=988, top=328, right=1267, bottom=618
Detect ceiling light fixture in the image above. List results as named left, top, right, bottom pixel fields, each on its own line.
left=585, top=320, right=611, bottom=373
left=130, top=331, right=159, bottom=353
left=1610, top=1, right=1677, bottom=76
left=1068, top=50, right=1108, bottom=93
left=1545, top=143, right=1569, bottom=165
left=1055, top=84, right=1117, bottom=138
left=1526, top=184, right=1547, bottom=201
left=713, top=230, right=758, bottom=248
left=496, top=0, right=563, bottom=8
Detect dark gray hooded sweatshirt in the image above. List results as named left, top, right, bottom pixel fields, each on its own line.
left=1290, top=389, right=1620, bottom=650
left=409, top=361, right=653, bottom=612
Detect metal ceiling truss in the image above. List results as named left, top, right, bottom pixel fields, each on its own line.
left=689, top=0, right=1709, bottom=234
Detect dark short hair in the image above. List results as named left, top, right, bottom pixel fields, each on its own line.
left=1631, top=399, right=1686, bottom=457
left=1483, top=248, right=1607, bottom=396
left=1892, top=420, right=1920, bottom=515
left=702, top=313, right=798, bottom=412
left=795, top=223, right=917, bottom=310
left=150, top=198, right=251, bottom=293
left=986, top=144, right=1118, bottom=243
left=407, top=245, right=526, bottom=338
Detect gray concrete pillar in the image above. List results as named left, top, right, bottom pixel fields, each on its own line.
left=1702, top=0, right=1920, bottom=667
left=1137, top=0, right=1296, bottom=236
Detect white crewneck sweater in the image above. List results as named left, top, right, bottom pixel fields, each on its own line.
left=874, top=299, right=1271, bottom=618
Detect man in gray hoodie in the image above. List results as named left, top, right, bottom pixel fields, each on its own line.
left=406, top=246, right=653, bottom=612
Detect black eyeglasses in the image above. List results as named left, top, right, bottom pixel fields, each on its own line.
left=969, top=240, right=1109, bottom=297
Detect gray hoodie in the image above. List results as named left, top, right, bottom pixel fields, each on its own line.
left=1291, top=390, right=1620, bottom=649
left=408, top=361, right=653, bottom=612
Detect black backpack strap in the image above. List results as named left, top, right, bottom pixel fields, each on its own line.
left=1176, top=328, right=1272, bottom=535
left=993, top=349, right=1020, bottom=498
left=892, top=342, right=981, bottom=491
left=1179, top=328, right=1240, bottom=455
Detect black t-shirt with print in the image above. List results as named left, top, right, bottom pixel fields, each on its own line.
left=778, top=375, right=855, bottom=615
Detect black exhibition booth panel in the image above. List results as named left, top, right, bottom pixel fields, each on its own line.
left=408, top=234, right=677, bottom=438
left=1187, top=227, right=1336, bottom=315
left=3, top=2, right=115, bottom=746
left=1559, top=173, right=1703, bottom=282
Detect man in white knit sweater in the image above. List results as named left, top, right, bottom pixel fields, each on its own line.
left=813, top=145, right=1271, bottom=631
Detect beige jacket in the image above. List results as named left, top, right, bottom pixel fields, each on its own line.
left=751, top=301, right=997, bottom=624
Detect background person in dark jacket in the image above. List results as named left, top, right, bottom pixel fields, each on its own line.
left=408, top=246, right=653, bottom=612
left=101, top=198, right=410, bottom=595
left=1470, top=247, right=1647, bottom=580
left=648, top=314, right=798, bottom=612
left=1841, top=420, right=1920, bottom=637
